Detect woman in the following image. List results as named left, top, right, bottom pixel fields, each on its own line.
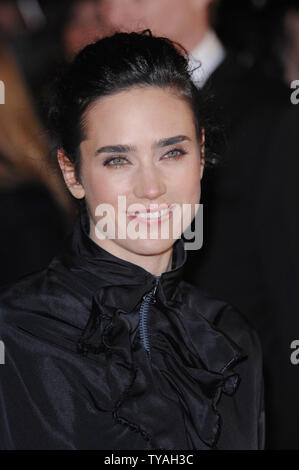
left=0, top=31, right=264, bottom=450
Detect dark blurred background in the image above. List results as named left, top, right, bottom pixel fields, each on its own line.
left=0, top=0, right=298, bottom=450
left=1, top=0, right=299, bottom=118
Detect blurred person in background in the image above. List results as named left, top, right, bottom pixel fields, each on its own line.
left=0, top=1, right=103, bottom=124
left=0, top=42, right=74, bottom=286
left=279, top=4, right=299, bottom=84
left=0, top=0, right=27, bottom=37
left=215, top=0, right=299, bottom=86
left=96, top=0, right=299, bottom=449
left=195, top=0, right=299, bottom=449
left=61, top=0, right=103, bottom=60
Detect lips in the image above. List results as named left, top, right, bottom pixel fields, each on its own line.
left=126, top=205, right=173, bottom=222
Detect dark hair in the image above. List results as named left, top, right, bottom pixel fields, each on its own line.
left=48, top=30, right=222, bottom=181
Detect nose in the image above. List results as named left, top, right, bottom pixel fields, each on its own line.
left=133, top=164, right=167, bottom=201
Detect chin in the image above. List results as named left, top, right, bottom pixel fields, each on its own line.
left=119, top=237, right=176, bottom=257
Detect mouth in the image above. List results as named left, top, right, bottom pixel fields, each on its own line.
left=126, top=205, right=174, bottom=224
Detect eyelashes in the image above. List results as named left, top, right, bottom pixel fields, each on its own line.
left=103, top=156, right=128, bottom=167
left=103, top=148, right=187, bottom=168
left=165, top=148, right=187, bottom=160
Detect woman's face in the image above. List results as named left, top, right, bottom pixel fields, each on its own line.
left=62, top=86, right=204, bottom=259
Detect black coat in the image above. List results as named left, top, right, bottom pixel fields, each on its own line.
left=0, top=205, right=264, bottom=450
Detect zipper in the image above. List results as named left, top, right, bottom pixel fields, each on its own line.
left=139, top=277, right=159, bottom=355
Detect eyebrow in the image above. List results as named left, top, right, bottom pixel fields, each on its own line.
left=95, top=135, right=191, bottom=155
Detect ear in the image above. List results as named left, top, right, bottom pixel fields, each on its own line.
left=199, top=128, right=205, bottom=180
left=57, top=148, right=85, bottom=199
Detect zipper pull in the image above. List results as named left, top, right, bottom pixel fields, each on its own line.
left=142, top=277, right=159, bottom=303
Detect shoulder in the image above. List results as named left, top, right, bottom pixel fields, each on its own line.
left=0, top=261, right=89, bottom=334
left=0, top=268, right=46, bottom=315
left=0, top=262, right=91, bottom=369
left=0, top=268, right=48, bottom=343
left=178, top=280, right=262, bottom=363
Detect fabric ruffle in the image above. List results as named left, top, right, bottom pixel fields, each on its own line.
left=77, top=282, right=247, bottom=450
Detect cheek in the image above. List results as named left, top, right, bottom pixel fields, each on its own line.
left=82, top=166, right=131, bottom=208
left=175, top=160, right=202, bottom=203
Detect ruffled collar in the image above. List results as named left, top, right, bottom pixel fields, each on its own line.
left=61, top=204, right=247, bottom=450
left=61, top=202, right=187, bottom=310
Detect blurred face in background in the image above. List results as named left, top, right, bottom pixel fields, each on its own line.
left=0, top=1, right=26, bottom=36
left=96, top=0, right=212, bottom=52
left=282, top=8, right=299, bottom=83
left=63, top=0, right=103, bottom=59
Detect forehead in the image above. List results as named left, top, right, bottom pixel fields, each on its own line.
left=82, top=86, right=196, bottom=143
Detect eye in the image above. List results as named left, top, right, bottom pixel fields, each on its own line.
left=103, top=156, right=129, bottom=168
left=162, top=148, right=187, bottom=160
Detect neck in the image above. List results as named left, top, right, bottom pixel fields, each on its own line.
left=89, top=223, right=173, bottom=276
left=179, top=14, right=210, bottom=54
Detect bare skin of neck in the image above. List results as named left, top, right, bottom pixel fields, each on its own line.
left=89, top=222, right=174, bottom=276
left=176, top=11, right=210, bottom=54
